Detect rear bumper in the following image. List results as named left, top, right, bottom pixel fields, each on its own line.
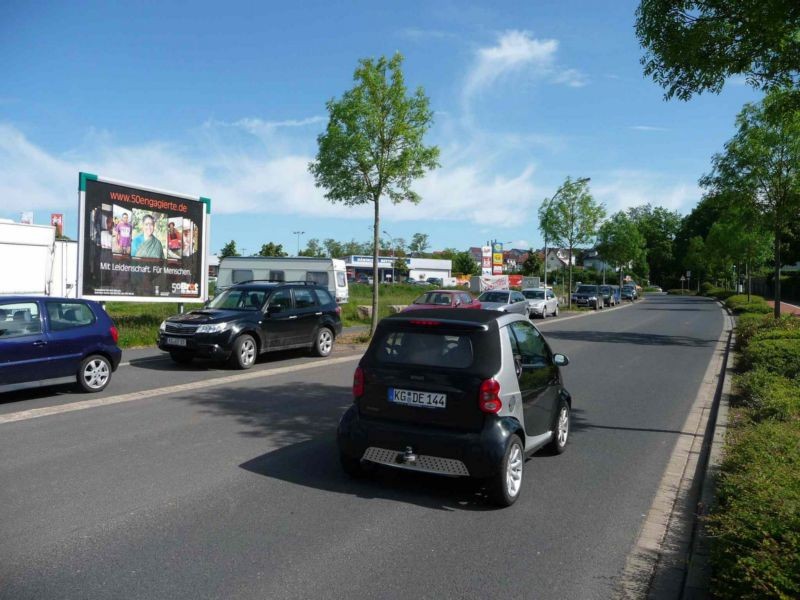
left=337, top=407, right=522, bottom=478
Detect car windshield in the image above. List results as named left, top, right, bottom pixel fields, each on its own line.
left=207, top=288, right=268, bottom=310
left=479, top=291, right=509, bottom=303
left=576, top=286, right=597, bottom=294
left=413, top=292, right=452, bottom=306
left=522, top=290, right=545, bottom=300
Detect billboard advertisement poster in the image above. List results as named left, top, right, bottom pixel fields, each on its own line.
left=77, top=173, right=210, bottom=302
left=51, top=213, right=63, bottom=237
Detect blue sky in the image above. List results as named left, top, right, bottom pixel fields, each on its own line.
left=1, top=0, right=762, bottom=256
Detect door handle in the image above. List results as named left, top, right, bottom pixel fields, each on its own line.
left=315, top=312, right=322, bottom=316
left=32, top=340, right=47, bottom=347
left=288, top=315, right=297, bottom=319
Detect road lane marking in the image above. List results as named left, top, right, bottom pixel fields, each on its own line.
left=0, top=354, right=362, bottom=425
left=615, top=304, right=732, bottom=598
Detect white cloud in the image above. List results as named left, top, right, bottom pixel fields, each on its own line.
left=592, top=170, right=701, bottom=216
left=464, top=30, right=587, bottom=102
left=630, top=125, right=669, bottom=132
left=0, top=121, right=547, bottom=227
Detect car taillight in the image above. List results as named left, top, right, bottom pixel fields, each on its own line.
left=109, top=325, right=119, bottom=344
left=409, top=319, right=441, bottom=326
left=479, top=378, right=502, bottom=413
left=335, top=305, right=342, bottom=315
left=352, top=366, right=364, bottom=399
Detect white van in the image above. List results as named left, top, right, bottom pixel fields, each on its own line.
left=217, top=256, right=349, bottom=303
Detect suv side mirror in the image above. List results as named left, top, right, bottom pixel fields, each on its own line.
left=553, top=353, right=569, bottom=367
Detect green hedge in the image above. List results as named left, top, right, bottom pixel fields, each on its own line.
left=667, top=288, right=697, bottom=295
left=734, top=369, right=800, bottom=422
left=736, top=314, right=800, bottom=351
left=706, top=420, right=800, bottom=599
left=742, top=339, right=800, bottom=378
left=725, top=294, right=772, bottom=315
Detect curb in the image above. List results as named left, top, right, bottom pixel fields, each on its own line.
left=680, top=305, right=735, bottom=598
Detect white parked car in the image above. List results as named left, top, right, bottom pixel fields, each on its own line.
left=476, top=290, right=529, bottom=316
left=521, top=288, right=559, bottom=318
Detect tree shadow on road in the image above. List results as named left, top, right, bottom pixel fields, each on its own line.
left=545, top=330, right=716, bottom=347
left=185, top=381, right=544, bottom=511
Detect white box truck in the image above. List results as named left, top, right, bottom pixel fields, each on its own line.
left=217, top=256, right=349, bottom=303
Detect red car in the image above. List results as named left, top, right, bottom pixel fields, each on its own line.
left=402, top=290, right=481, bottom=312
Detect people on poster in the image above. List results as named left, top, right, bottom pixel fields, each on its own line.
left=132, top=214, right=164, bottom=259
left=113, top=211, right=132, bottom=255
left=167, top=219, right=182, bottom=260
left=101, top=216, right=113, bottom=249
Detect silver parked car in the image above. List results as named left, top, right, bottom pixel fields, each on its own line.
left=521, top=287, right=559, bottom=319
left=476, top=290, right=529, bottom=316
left=338, top=309, right=572, bottom=506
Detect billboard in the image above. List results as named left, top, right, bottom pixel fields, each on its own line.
left=77, top=173, right=210, bottom=302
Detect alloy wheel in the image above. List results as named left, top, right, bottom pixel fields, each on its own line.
left=505, top=443, right=523, bottom=498
left=82, top=358, right=110, bottom=390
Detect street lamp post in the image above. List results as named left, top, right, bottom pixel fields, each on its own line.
left=292, top=230, right=305, bottom=256
left=382, top=230, right=395, bottom=283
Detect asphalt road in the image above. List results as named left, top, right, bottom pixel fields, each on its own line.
left=0, top=295, right=724, bottom=599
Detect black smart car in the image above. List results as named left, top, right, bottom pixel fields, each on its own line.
left=337, top=309, right=572, bottom=506
left=158, top=281, right=343, bottom=368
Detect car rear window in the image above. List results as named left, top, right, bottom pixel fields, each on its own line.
left=479, top=291, right=509, bottom=303
left=413, top=292, right=452, bottom=306
left=46, top=301, right=95, bottom=330
left=523, top=290, right=545, bottom=299
left=374, top=331, right=473, bottom=368
left=314, top=288, right=335, bottom=305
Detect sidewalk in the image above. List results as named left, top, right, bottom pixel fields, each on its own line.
left=766, top=300, right=800, bottom=315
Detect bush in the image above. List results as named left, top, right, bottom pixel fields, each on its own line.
left=736, top=314, right=800, bottom=351
left=700, top=282, right=715, bottom=296
left=725, top=294, right=771, bottom=315
left=734, top=369, right=800, bottom=422
left=667, top=288, right=697, bottom=295
left=742, top=338, right=800, bottom=378
left=752, top=329, right=800, bottom=343
left=707, top=420, right=800, bottom=599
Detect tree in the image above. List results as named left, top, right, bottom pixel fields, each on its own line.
left=701, top=90, right=800, bottom=317
left=596, top=212, right=647, bottom=287
left=322, top=238, right=344, bottom=258
left=540, top=177, right=605, bottom=307
left=299, top=238, right=324, bottom=257
left=409, top=233, right=430, bottom=255
left=257, top=242, right=288, bottom=257
left=520, top=250, right=543, bottom=276
left=219, top=240, right=240, bottom=259
left=309, top=53, right=439, bottom=335
left=636, top=0, right=800, bottom=101
left=627, top=204, right=681, bottom=286
left=683, top=236, right=708, bottom=290
left=453, top=251, right=479, bottom=276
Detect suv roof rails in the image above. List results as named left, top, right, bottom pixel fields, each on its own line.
left=233, top=279, right=320, bottom=286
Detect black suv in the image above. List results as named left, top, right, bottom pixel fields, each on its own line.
left=158, top=281, right=343, bottom=368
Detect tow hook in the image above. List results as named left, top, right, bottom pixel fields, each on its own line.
left=399, top=446, right=417, bottom=465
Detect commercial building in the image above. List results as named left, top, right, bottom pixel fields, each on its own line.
left=344, top=255, right=452, bottom=283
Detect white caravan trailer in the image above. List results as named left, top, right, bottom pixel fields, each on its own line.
left=217, top=256, right=349, bottom=303
left=0, top=221, right=56, bottom=295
